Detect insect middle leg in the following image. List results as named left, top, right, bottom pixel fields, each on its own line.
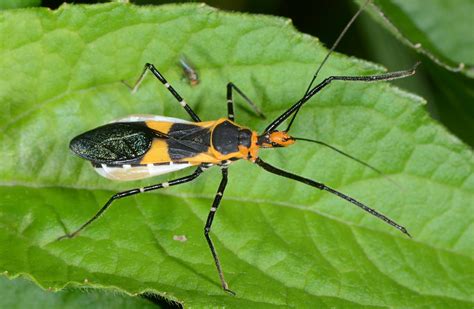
left=124, top=63, right=201, bottom=122
left=226, top=82, right=265, bottom=121
left=204, top=167, right=235, bottom=294
left=57, top=167, right=204, bottom=241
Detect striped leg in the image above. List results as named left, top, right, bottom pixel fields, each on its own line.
left=264, top=63, right=419, bottom=133
left=226, top=82, right=265, bottom=121
left=255, top=158, right=411, bottom=237
left=204, top=168, right=234, bottom=295
left=57, top=167, right=204, bottom=241
left=124, top=63, right=201, bottom=122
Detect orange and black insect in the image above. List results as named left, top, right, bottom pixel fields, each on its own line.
left=59, top=1, right=417, bottom=295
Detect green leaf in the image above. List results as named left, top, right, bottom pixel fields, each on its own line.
left=0, top=3, right=472, bottom=308
left=367, top=0, right=474, bottom=77
left=0, top=0, right=41, bottom=10
left=360, top=0, right=474, bottom=148
left=0, top=276, right=157, bottom=308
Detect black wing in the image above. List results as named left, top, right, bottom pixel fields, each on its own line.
left=69, top=122, right=155, bottom=164
left=167, top=123, right=211, bottom=160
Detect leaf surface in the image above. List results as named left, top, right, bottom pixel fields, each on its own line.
left=0, top=3, right=472, bottom=308
left=369, top=0, right=474, bottom=77
left=362, top=0, right=474, bottom=149
left=0, top=0, right=40, bottom=10
left=0, top=276, right=157, bottom=308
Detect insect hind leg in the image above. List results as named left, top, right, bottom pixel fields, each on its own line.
left=123, top=63, right=201, bottom=122
left=57, top=167, right=204, bottom=241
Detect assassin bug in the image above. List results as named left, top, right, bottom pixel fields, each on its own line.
left=59, top=0, right=417, bottom=294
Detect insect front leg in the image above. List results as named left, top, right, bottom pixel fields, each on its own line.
left=264, top=64, right=419, bottom=133
left=254, top=158, right=411, bottom=237
left=57, top=167, right=204, bottom=241
left=123, top=63, right=201, bottom=122
left=204, top=167, right=235, bottom=295
left=226, top=82, right=265, bottom=121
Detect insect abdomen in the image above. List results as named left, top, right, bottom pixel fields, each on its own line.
left=93, top=162, right=193, bottom=181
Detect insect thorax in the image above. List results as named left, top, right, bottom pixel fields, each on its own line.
left=211, top=119, right=258, bottom=161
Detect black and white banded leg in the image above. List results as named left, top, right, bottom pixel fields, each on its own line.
left=265, top=63, right=419, bottom=133
left=204, top=167, right=234, bottom=294
left=255, top=158, right=411, bottom=237
left=57, top=167, right=204, bottom=241
left=124, top=63, right=201, bottom=122
left=226, top=82, right=265, bottom=121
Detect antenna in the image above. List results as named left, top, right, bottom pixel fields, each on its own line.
left=285, top=0, right=372, bottom=132
left=293, top=136, right=383, bottom=175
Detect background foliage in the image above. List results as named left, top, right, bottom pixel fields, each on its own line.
left=0, top=0, right=472, bottom=308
